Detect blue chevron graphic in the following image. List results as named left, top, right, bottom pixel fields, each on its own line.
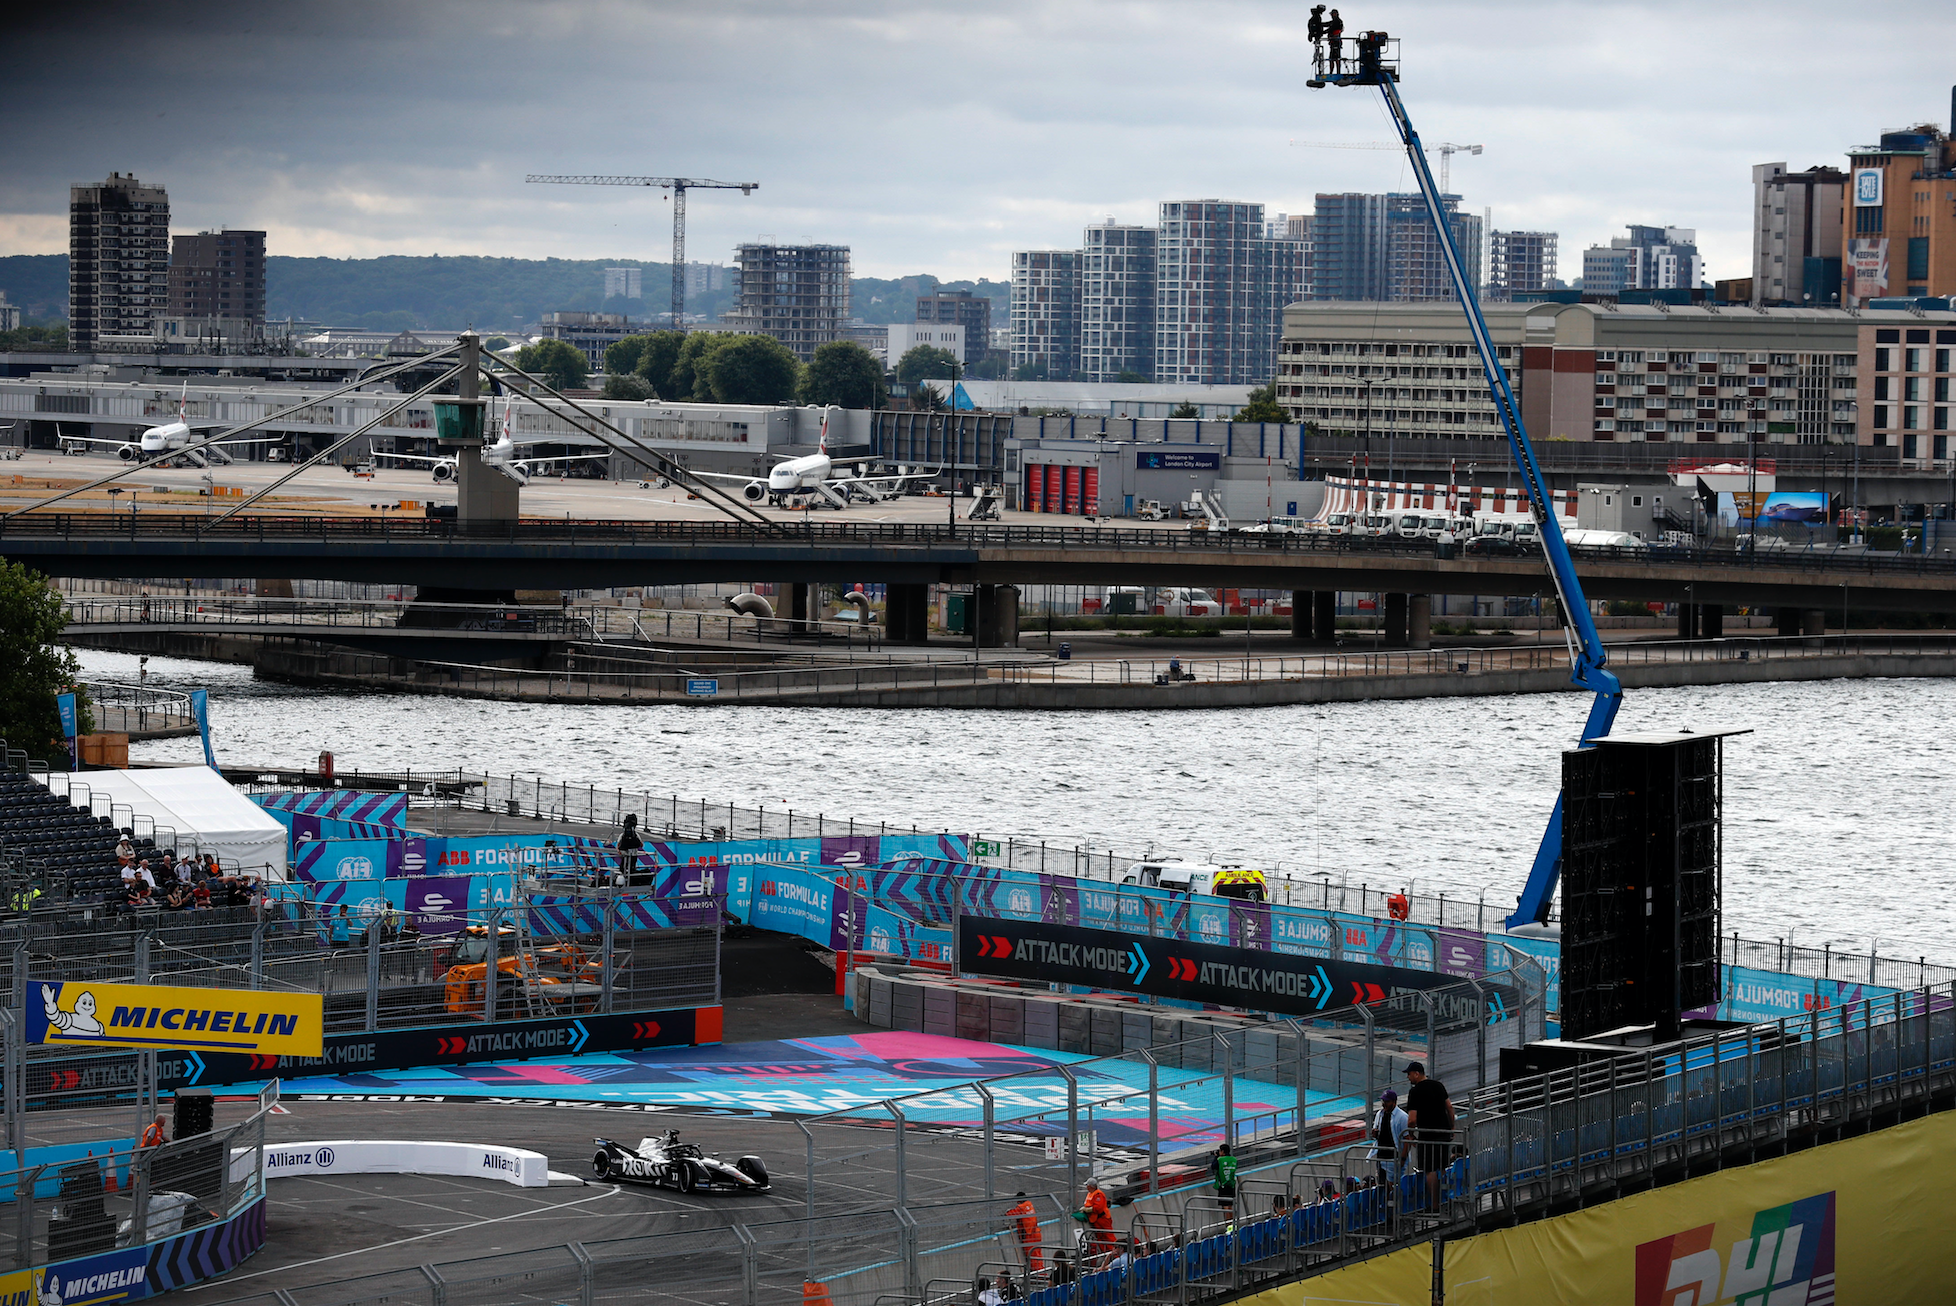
left=1308, top=966, right=1334, bottom=1010
left=1129, top=943, right=1151, bottom=985
left=569, top=1020, right=590, bottom=1054
left=1487, top=991, right=1509, bottom=1025
left=181, top=1051, right=205, bottom=1085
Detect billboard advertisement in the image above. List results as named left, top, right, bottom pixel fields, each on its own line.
left=1846, top=237, right=1888, bottom=303
left=1260, top=1109, right=1956, bottom=1305
left=1137, top=450, right=1221, bottom=470
left=1721, top=490, right=1827, bottom=529
left=1852, top=166, right=1883, bottom=207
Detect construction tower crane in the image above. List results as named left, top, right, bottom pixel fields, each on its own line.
left=525, top=176, right=759, bottom=329
left=1310, top=31, right=1620, bottom=928
left=1289, top=139, right=1483, bottom=192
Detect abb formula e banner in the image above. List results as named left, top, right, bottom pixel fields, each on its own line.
left=958, top=916, right=1514, bottom=1022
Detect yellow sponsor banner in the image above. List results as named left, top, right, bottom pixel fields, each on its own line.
left=32, top=980, right=324, bottom=1057
left=1245, top=1109, right=1955, bottom=1306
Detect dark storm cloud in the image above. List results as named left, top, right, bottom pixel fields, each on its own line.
left=0, top=1, right=1949, bottom=279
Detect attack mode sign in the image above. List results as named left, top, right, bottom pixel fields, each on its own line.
left=1635, top=1191, right=1835, bottom=1306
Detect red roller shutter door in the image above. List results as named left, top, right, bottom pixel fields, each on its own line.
left=1081, top=466, right=1100, bottom=516
left=1026, top=463, right=1045, bottom=512
left=1062, top=465, right=1082, bottom=515
left=1043, top=466, right=1062, bottom=513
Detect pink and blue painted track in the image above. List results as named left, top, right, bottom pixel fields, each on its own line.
left=266, top=1031, right=1364, bottom=1147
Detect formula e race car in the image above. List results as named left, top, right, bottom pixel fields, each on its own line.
left=592, top=1131, right=771, bottom=1193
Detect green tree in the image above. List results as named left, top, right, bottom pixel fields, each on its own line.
left=0, top=324, right=68, bottom=352
left=704, top=335, right=803, bottom=404
left=669, top=331, right=736, bottom=400
left=1116, top=369, right=1148, bottom=384
left=1232, top=383, right=1286, bottom=423
left=604, top=334, right=655, bottom=378
left=1169, top=402, right=1200, bottom=419
left=1012, top=359, right=1049, bottom=382
left=800, top=340, right=886, bottom=409
left=633, top=330, right=687, bottom=398
left=603, top=373, right=656, bottom=401
left=896, top=345, right=960, bottom=386
left=0, top=561, right=89, bottom=753
left=912, top=382, right=945, bottom=412
left=514, top=339, right=589, bottom=391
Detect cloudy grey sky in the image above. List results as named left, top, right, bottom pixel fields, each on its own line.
left=2, top=1, right=1950, bottom=282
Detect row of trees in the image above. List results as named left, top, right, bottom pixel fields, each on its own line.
left=516, top=328, right=1288, bottom=422
left=0, top=561, right=89, bottom=753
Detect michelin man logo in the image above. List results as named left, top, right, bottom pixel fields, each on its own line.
left=42, top=985, right=103, bottom=1037
left=39, top=1267, right=61, bottom=1306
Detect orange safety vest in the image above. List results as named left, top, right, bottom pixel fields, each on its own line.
left=141, top=1122, right=165, bottom=1149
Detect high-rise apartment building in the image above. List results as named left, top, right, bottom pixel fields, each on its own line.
left=1488, top=231, right=1559, bottom=300
left=1842, top=120, right=1956, bottom=304
left=168, top=230, right=266, bottom=323
left=915, top=289, right=992, bottom=367
left=1582, top=226, right=1703, bottom=295
left=1385, top=194, right=1482, bottom=302
left=1155, top=200, right=1303, bottom=385
left=1075, top=225, right=1157, bottom=381
left=729, top=244, right=850, bottom=362
left=603, top=266, right=642, bottom=300
left=1311, top=193, right=1389, bottom=302
left=1010, top=250, right=1078, bottom=379
left=69, top=173, right=170, bottom=352
left=1751, top=164, right=1845, bottom=306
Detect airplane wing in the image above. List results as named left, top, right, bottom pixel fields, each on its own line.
left=830, top=467, right=941, bottom=489
left=207, top=435, right=286, bottom=446
left=57, top=433, right=141, bottom=447
left=511, top=452, right=608, bottom=468
left=372, top=452, right=449, bottom=466
left=690, top=470, right=767, bottom=486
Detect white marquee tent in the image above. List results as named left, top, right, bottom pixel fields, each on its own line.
left=50, top=767, right=289, bottom=880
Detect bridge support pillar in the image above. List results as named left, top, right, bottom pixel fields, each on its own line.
left=1800, top=609, right=1828, bottom=637
left=1700, top=603, right=1724, bottom=639
left=884, top=584, right=930, bottom=644
left=1290, top=592, right=1309, bottom=640
left=1407, top=594, right=1431, bottom=650
left=975, top=585, right=1019, bottom=647
left=1677, top=602, right=1698, bottom=640
left=785, top=583, right=813, bottom=625
left=1312, top=591, right=1336, bottom=641
left=1383, top=592, right=1409, bottom=648
left=1775, top=606, right=1801, bottom=637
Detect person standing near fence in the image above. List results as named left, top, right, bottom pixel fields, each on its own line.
left=1369, top=1088, right=1408, bottom=1188
left=1211, top=1141, right=1238, bottom=1216
left=1007, top=1191, right=1044, bottom=1275
left=616, top=813, right=644, bottom=887
left=1403, top=1062, right=1455, bottom=1210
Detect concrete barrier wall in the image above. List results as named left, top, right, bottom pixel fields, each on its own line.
left=793, top=651, right=1956, bottom=710
left=259, top=1139, right=551, bottom=1187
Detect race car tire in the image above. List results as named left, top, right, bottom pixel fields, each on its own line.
left=678, top=1162, right=698, bottom=1193
left=736, top=1156, right=769, bottom=1187
left=592, top=1150, right=614, bottom=1180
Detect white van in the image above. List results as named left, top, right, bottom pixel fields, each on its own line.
left=1157, top=587, right=1223, bottom=617
left=1121, top=860, right=1267, bottom=901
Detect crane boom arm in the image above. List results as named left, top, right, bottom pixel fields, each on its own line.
left=1329, top=48, right=1621, bottom=928
left=525, top=175, right=758, bottom=192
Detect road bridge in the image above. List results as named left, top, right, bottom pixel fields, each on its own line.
left=4, top=514, right=1953, bottom=619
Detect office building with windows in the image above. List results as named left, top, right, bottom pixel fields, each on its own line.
left=1751, top=164, right=1845, bottom=306
left=69, top=173, right=170, bottom=352
left=915, top=289, right=992, bottom=367
left=1860, top=321, right=1956, bottom=463
left=1385, top=193, right=1482, bottom=302
left=1581, top=226, right=1704, bottom=295
left=1272, top=301, right=1945, bottom=452
left=1154, top=200, right=1305, bottom=385
left=168, top=230, right=266, bottom=324
left=603, top=266, right=643, bottom=300
left=1842, top=121, right=1956, bottom=304
left=729, top=243, right=851, bottom=361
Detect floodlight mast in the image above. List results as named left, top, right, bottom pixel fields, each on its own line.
left=1311, top=30, right=1622, bottom=928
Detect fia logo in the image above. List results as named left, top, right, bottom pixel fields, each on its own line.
left=335, top=856, right=373, bottom=881
left=1008, top=888, right=1034, bottom=914
left=868, top=926, right=892, bottom=953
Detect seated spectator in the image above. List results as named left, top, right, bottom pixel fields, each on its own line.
left=132, top=859, right=156, bottom=889
left=1270, top=1194, right=1287, bottom=1218
left=996, top=1268, right=1023, bottom=1301
left=115, top=834, right=135, bottom=864
left=191, top=882, right=212, bottom=911
left=1289, top=1193, right=1304, bottom=1213
left=976, top=1276, right=1001, bottom=1306
left=162, top=883, right=191, bottom=911
left=1315, top=1180, right=1338, bottom=1205
left=129, top=882, right=155, bottom=910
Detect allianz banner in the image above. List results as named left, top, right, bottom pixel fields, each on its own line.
left=31, top=980, right=324, bottom=1057
left=957, top=916, right=1511, bottom=1022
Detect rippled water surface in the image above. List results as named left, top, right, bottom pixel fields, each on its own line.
left=75, top=648, right=1956, bottom=960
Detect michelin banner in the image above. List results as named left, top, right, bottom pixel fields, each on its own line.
left=30, top=980, right=324, bottom=1056
left=1243, top=1109, right=1956, bottom=1306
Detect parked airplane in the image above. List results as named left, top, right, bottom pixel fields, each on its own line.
left=61, top=382, right=283, bottom=466
left=374, top=402, right=606, bottom=486
left=693, top=407, right=937, bottom=508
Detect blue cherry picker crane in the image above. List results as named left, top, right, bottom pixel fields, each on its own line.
left=1309, top=28, right=1622, bottom=928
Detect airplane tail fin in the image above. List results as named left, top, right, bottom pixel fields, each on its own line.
left=178, top=378, right=189, bottom=422
left=818, top=409, right=830, bottom=455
